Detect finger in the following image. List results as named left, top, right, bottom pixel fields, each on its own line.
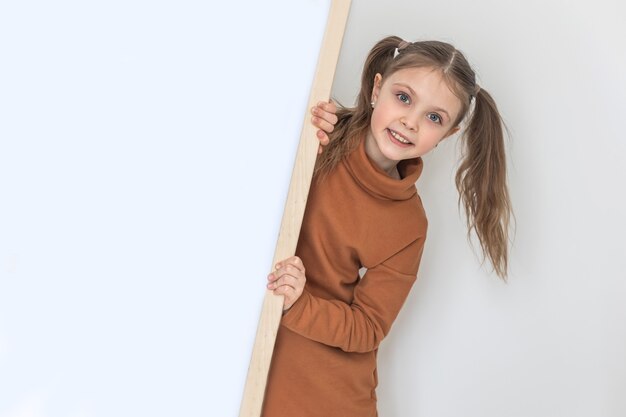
left=272, top=266, right=303, bottom=282
left=311, top=104, right=336, bottom=124
left=270, top=282, right=296, bottom=293
left=275, top=256, right=304, bottom=272
left=313, top=103, right=339, bottom=125
left=268, top=276, right=287, bottom=290
left=316, top=99, right=338, bottom=115
left=320, top=99, right=337, bottom=114
left=268, top=274, right=298, bottom=291
left=274, top=286, right=295, bottom=299
left=316, top=130, right=330, bottom=146
left=268, top=269, right=297, bottom=283
left=311, top=116, right=335, bottom=134
left=279, top=256, right=305, bottom=273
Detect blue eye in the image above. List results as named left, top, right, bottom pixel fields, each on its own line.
left=397, top=93, right=410, bottom=104
left=429, top=113, right=442, bottom=124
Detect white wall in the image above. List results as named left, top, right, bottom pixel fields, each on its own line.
left=331, top=1, right=625, bottom=416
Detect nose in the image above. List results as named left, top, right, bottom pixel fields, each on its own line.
left=400, top=115, right=418, bottom=131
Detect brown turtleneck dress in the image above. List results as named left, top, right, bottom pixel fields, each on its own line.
left=261, top=136, right=428, bottom=417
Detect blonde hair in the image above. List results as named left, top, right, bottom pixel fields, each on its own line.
left=315, top=35, right=513, bottom=280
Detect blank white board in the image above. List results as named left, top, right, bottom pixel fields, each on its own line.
left=0, top=1, right=331, bottom=416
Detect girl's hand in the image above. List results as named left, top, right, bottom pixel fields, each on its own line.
left=267, top=256, right=307, bottom=311
left=311, top=100, right=338, bottom=154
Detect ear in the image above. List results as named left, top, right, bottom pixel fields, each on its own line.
left=371, top=73, right=383, bottom=103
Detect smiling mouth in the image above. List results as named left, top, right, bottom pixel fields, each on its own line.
left=388, top=129, right=413, bottom=145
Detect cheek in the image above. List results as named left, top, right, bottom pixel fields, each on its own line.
left=428, top=131, right=448, bottom=147
left=369, top=108, right=386, bottom=132
left=411, top=125, right=437, bottom=147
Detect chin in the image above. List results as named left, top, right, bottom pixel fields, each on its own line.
left=379, top=141, right=412, bottom=161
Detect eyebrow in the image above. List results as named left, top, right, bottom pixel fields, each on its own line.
left=393, top=82, right=451, bottom=120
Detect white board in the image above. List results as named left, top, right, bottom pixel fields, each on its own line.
left=0, top=1, right=332, bottom=416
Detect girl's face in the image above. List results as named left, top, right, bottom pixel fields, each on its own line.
left=366, top=67, right=462, bottom=174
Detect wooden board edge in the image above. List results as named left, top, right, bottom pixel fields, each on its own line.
left=238, top=1, right=352, bottom=416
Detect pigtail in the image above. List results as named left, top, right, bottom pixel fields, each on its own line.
left=314, top=36, right=404, bottom=179
left=455, top=88, right=513, bottom=280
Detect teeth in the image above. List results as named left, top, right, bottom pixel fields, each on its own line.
left=390, top=130, right=411, bottom=144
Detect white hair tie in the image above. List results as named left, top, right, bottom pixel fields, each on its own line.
left=394, top=40, right=411, bottom=58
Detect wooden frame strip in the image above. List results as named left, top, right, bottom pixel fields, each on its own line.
left=238, top=1, right=351, bottom=416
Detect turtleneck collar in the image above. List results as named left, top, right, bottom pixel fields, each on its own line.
left=342, top=136, right=423, bottom=201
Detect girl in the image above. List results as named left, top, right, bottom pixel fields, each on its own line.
left=262, top=35, right=512, bottom=417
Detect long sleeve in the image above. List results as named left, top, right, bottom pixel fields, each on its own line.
left=280, top=236, right=425, bottom=353
left=262, top=137, right=428, bottom=417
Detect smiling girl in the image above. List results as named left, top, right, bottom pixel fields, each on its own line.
left=262, top=36, right=512, bottom=417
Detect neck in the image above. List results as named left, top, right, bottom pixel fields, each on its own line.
left=364, top=132, right=400, bottom=179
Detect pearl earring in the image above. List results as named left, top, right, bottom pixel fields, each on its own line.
left=371, top=101, right=375, bottom=108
